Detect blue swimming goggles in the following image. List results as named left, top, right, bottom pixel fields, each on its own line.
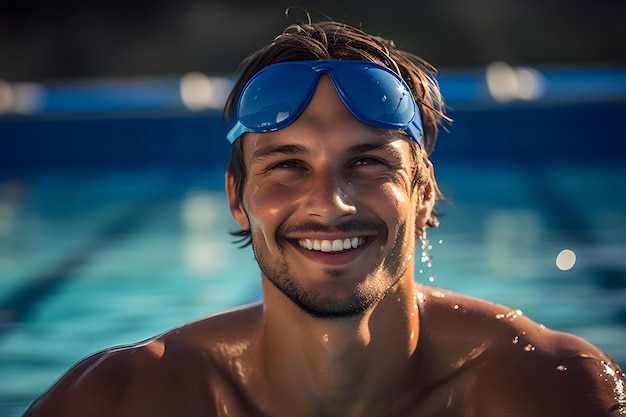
left=226, top=60, right=423, bottom=144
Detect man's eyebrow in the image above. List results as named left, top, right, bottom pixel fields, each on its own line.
left=346, top=141, right=405, bottom=158
left=250, top=144, right=310, bottom=162
left=250, top=140, right=405, bottom=162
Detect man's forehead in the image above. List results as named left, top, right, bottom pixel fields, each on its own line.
left=243, top=131, right=412, bottom=161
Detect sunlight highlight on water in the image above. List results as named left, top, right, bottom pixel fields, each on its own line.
left=556, top=249, right=576, bottom=271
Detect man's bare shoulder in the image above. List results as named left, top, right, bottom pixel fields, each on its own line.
left=23, top=302, right=264, bottom=417
left=474, top=324, right=626, bottom=416
left=418, top=285, right=626, bottom=416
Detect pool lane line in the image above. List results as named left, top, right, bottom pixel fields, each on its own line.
left=0, top=198, right=159, bottom=339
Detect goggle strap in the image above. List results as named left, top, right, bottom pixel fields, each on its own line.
left=407, top=122, right=424, bottom=144
left=227, top=121, right=248, bottom=144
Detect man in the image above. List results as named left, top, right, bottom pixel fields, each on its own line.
left=23, top=20, right=625, bottom=417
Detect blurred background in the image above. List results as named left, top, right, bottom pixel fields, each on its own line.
left=1, top=1, right=625, bottom=415
left=1, top=0, right=625, bottom=80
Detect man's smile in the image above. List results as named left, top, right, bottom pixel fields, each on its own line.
left=297, top=237, right=368, bottom=252
left=287, top=235, right=375, bottom=267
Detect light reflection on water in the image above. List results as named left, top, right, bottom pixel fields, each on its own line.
left=0, top=162, right=625, bottom=416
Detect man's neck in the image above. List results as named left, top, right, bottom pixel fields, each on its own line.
left=257, top=276, right=421, bottom=416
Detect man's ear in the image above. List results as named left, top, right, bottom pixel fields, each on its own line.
left=225, top=173, right=250, bottom=230
left=415, top=159, right=437, bottom=230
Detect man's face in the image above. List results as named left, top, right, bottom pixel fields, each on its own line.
left=227, top=76, right=433, bottom=318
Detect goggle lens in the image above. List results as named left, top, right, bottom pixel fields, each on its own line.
left=238, top=65, right=317, bottom=132
left=332, top=63, right=415, bottom=128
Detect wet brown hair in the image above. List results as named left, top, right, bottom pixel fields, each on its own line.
left=224, top=20, right=450, bottom=247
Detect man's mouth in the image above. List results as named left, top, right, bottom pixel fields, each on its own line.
left=297, top=237, right=367, bottom=253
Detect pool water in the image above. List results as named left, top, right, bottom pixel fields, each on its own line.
left=1, top=66, right=625, bottom=415
left=0, top=160, right=624, bottom=416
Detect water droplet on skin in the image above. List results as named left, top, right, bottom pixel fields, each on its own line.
left=600, top=361, right=626, bottom=410
left=556, top=365, right=568, bottom=371
left=322, top=334, right=329, bottom=342
left=524, top=344, right=536, bottom=352
left=512, top=336, right=519, bottom=344
left=431, top=291, right=446, bottom=298
left=453, top=304, right=459, bottom=310
left=497, top=309, right=524, bottom=321
left=539, top=324, right=546, bottom=331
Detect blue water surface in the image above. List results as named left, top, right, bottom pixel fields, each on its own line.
left=1, top=66, right=625, bottom=416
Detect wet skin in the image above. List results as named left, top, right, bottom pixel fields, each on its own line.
left=22, top=77, right=626, bottom=417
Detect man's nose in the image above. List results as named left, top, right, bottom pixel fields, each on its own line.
left=305, top=169, right=357, bottom=222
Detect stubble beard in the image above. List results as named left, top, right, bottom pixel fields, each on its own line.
left=251, top=220, right=410, bottom=319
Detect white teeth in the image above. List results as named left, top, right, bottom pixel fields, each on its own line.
left=297, top=237, right=366, bottom=252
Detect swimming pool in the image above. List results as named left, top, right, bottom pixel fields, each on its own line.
left=1, top=66, right=625, bottom=415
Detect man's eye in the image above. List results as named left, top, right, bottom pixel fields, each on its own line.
left=272, top=160, right=302, bottom=169
left=355, top=157, right=384, bottom=166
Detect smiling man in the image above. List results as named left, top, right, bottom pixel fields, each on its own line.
left=23, top=20, right=626, bottom=417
